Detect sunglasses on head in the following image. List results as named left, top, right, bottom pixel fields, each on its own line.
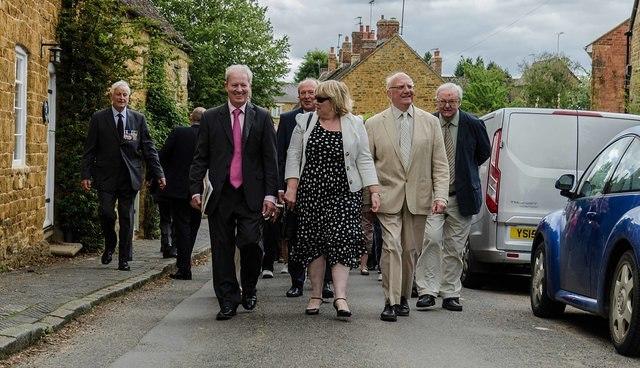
left=315, top=96, right=330, bottom=103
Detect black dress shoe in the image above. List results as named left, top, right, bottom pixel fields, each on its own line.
left=411, top=286, right=419, bottom=298
left=241, top=293, right=257, bottom=310
left=117, top=261, right=130, bottom=271
left=163, top=246, right=177, bottom=259
left=442, top=297, right=463, bottom=311
left=416, top=294, right=436, bottom=310
left=169, top=270, right=192, bottom=280
left=286, top=286, right=303, bottom=298
left=396, top=297, right=410, bottom=316
left=216, top=305, right=237, bottom=320
left=101, top=250, right=113, bottom=265
left=322, top=282, right=334, bottom=299
left=380, top=303, right=397, bottom=322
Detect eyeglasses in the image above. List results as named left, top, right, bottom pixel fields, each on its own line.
left=436, top=99, right=460, bottom=106
left=389, top=84, right=414, bottom=90
left=315, top=96, right=331, bottom=103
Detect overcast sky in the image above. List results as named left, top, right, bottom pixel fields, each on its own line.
left=257, top=0, right=632, bottom=81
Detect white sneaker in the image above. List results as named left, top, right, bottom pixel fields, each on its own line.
left=280, top=264, right=289, bottom=274
left=262, top=270, right=274, bottom=279
left=377, top=273, right=383, bottom=281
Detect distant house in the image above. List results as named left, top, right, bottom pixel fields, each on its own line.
left=321, top=15, right=444, bottom=116
left=271, top=83, right=299, bottom=125
left=585, top=19, right=629, bottom=113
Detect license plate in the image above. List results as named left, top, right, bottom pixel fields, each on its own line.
left=510, top=226, right=536, bottom=240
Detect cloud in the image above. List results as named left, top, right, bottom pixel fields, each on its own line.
left=259, top=0, right=631, bottom=80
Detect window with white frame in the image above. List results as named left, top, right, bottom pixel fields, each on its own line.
left=270, top=105, right=282, bottom=118
left=13, top=46, right=28, bottom=167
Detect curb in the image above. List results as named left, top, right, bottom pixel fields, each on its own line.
left=0, top=247, right=210, bottom=359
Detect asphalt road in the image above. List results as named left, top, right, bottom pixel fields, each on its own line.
left=7, top=261, right=640, bottom=368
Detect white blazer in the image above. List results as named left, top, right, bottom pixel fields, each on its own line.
left=285, top=112, right=378, bottom=192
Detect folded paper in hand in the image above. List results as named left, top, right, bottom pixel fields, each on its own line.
left=201, top=170, right=213, bottom=215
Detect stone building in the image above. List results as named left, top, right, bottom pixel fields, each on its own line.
left=628, top=1, right=640, bottom=113
left=0, top=0, right=63, bottom=266
left=321, top=15, right=444, bottom=116
left=585, top=19, right=629, bottom=113
left=0, top=0, right=190, bottom=267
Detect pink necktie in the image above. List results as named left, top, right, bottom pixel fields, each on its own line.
left=229, top=108, right=243, bottom=188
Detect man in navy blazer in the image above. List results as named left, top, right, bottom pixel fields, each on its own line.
left=159, top=107, right=205, bottom=280
left=81, top=80, right=165, bottom=271
left=414, top=82, right=491, bottom=312
left=190, top=65, right=278, bottom=320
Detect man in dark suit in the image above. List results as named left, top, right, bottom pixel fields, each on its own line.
left=81, top=80, right=165, bottom=271
left=190, top=65, right=278, bottom=320
left=414, top=82, right=491, bottom=312
left=159, top=107, right=205, bottom=280
left=276, top=78, right=334, bottom=299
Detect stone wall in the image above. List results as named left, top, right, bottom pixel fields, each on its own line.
left=0, top=0, right=61, bottom=265
left=590, top=20, right=628, bottom=113
left=630, top=15, right=640, bottom=113
left=340, top=35, right=443, bottom=116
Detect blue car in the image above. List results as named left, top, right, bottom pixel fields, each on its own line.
left=530, top=126, right=640, bottom=356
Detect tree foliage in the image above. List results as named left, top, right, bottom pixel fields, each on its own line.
left=460, top=63, right=511, bottom=116
left=454, top=57, right=512, bottom=116
left=154, top=0, right=290, bottom=108
left=423, top=51, right=432, bottom=63
left=519, top=53, right=586, bottom=109
left=294, top=49, right=328, bottom=82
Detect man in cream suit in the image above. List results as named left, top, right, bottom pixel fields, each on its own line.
left=366, top=72, right=449, bottom=322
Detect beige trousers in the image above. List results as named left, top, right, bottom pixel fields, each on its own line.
left=377, top=202, right=426, bottom=305
left=415, top=195, right=472, bottom=299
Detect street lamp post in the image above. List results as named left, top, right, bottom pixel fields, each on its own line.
left=556, top=31, right=564, bottom=55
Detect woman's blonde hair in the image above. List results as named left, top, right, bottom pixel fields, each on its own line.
left=315, top=80, right=353, bottom=116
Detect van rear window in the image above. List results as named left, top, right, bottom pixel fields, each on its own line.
left=506, top=113, right=577, bottom=169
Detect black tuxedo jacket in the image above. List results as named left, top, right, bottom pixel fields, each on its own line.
left=276, top=107, right=303, bottom=190
left=435, top=110, right=491, bottom=216
left=158, top=124, right=200, bottom=199
left=189, top=102, right=278, bottom=213
left=82, top=107, right=163, bottom=192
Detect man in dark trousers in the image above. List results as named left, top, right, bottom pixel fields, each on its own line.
left=276, top=78, right=334, bottom=299
left=414, top=82, right=491, bottom=312
left=190, top=65, right=278, bottom=320
left=159, top=107, right=205, bottom=280
left=81, top=80, right=165, bottom=271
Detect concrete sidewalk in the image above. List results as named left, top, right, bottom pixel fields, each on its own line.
left=0, top=221, right=211, bottom=358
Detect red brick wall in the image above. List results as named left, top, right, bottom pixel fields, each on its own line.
left=591, top=21, right=629, bottom=113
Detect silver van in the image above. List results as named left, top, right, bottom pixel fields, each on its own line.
left=462, top=108, right=640, bottom=288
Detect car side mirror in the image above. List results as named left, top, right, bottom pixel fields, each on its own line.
left=555, top=174, right=575, bottom=198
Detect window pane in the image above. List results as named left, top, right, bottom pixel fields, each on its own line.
left=578, top=137, right=632, bottom=197
left=609, top=138, right=640, bottom=193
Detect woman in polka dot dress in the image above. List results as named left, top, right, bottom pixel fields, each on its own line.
left=284, top=80, right=380, bottom=318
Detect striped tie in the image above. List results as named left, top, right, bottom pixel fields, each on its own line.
left=442, top=122, right=455, bottom=185
left=399, top=112, right=411, bottom=167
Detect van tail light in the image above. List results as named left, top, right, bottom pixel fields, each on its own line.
left=486, top=129, right=502, bottom=214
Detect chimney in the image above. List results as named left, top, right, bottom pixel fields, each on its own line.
left=352, top=25, right=365, bottom=57
left=376, top=15, right=400, bottom=41
left=340, top=35, right=352, bottom=65
left=327, top=46, right=338, bottom=72
left=430, top=48, right=443, bottom=76
left=361, top=38, right=377, bottom=59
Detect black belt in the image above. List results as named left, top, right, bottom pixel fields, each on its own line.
left=449, top=191, right=456, bottom=197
